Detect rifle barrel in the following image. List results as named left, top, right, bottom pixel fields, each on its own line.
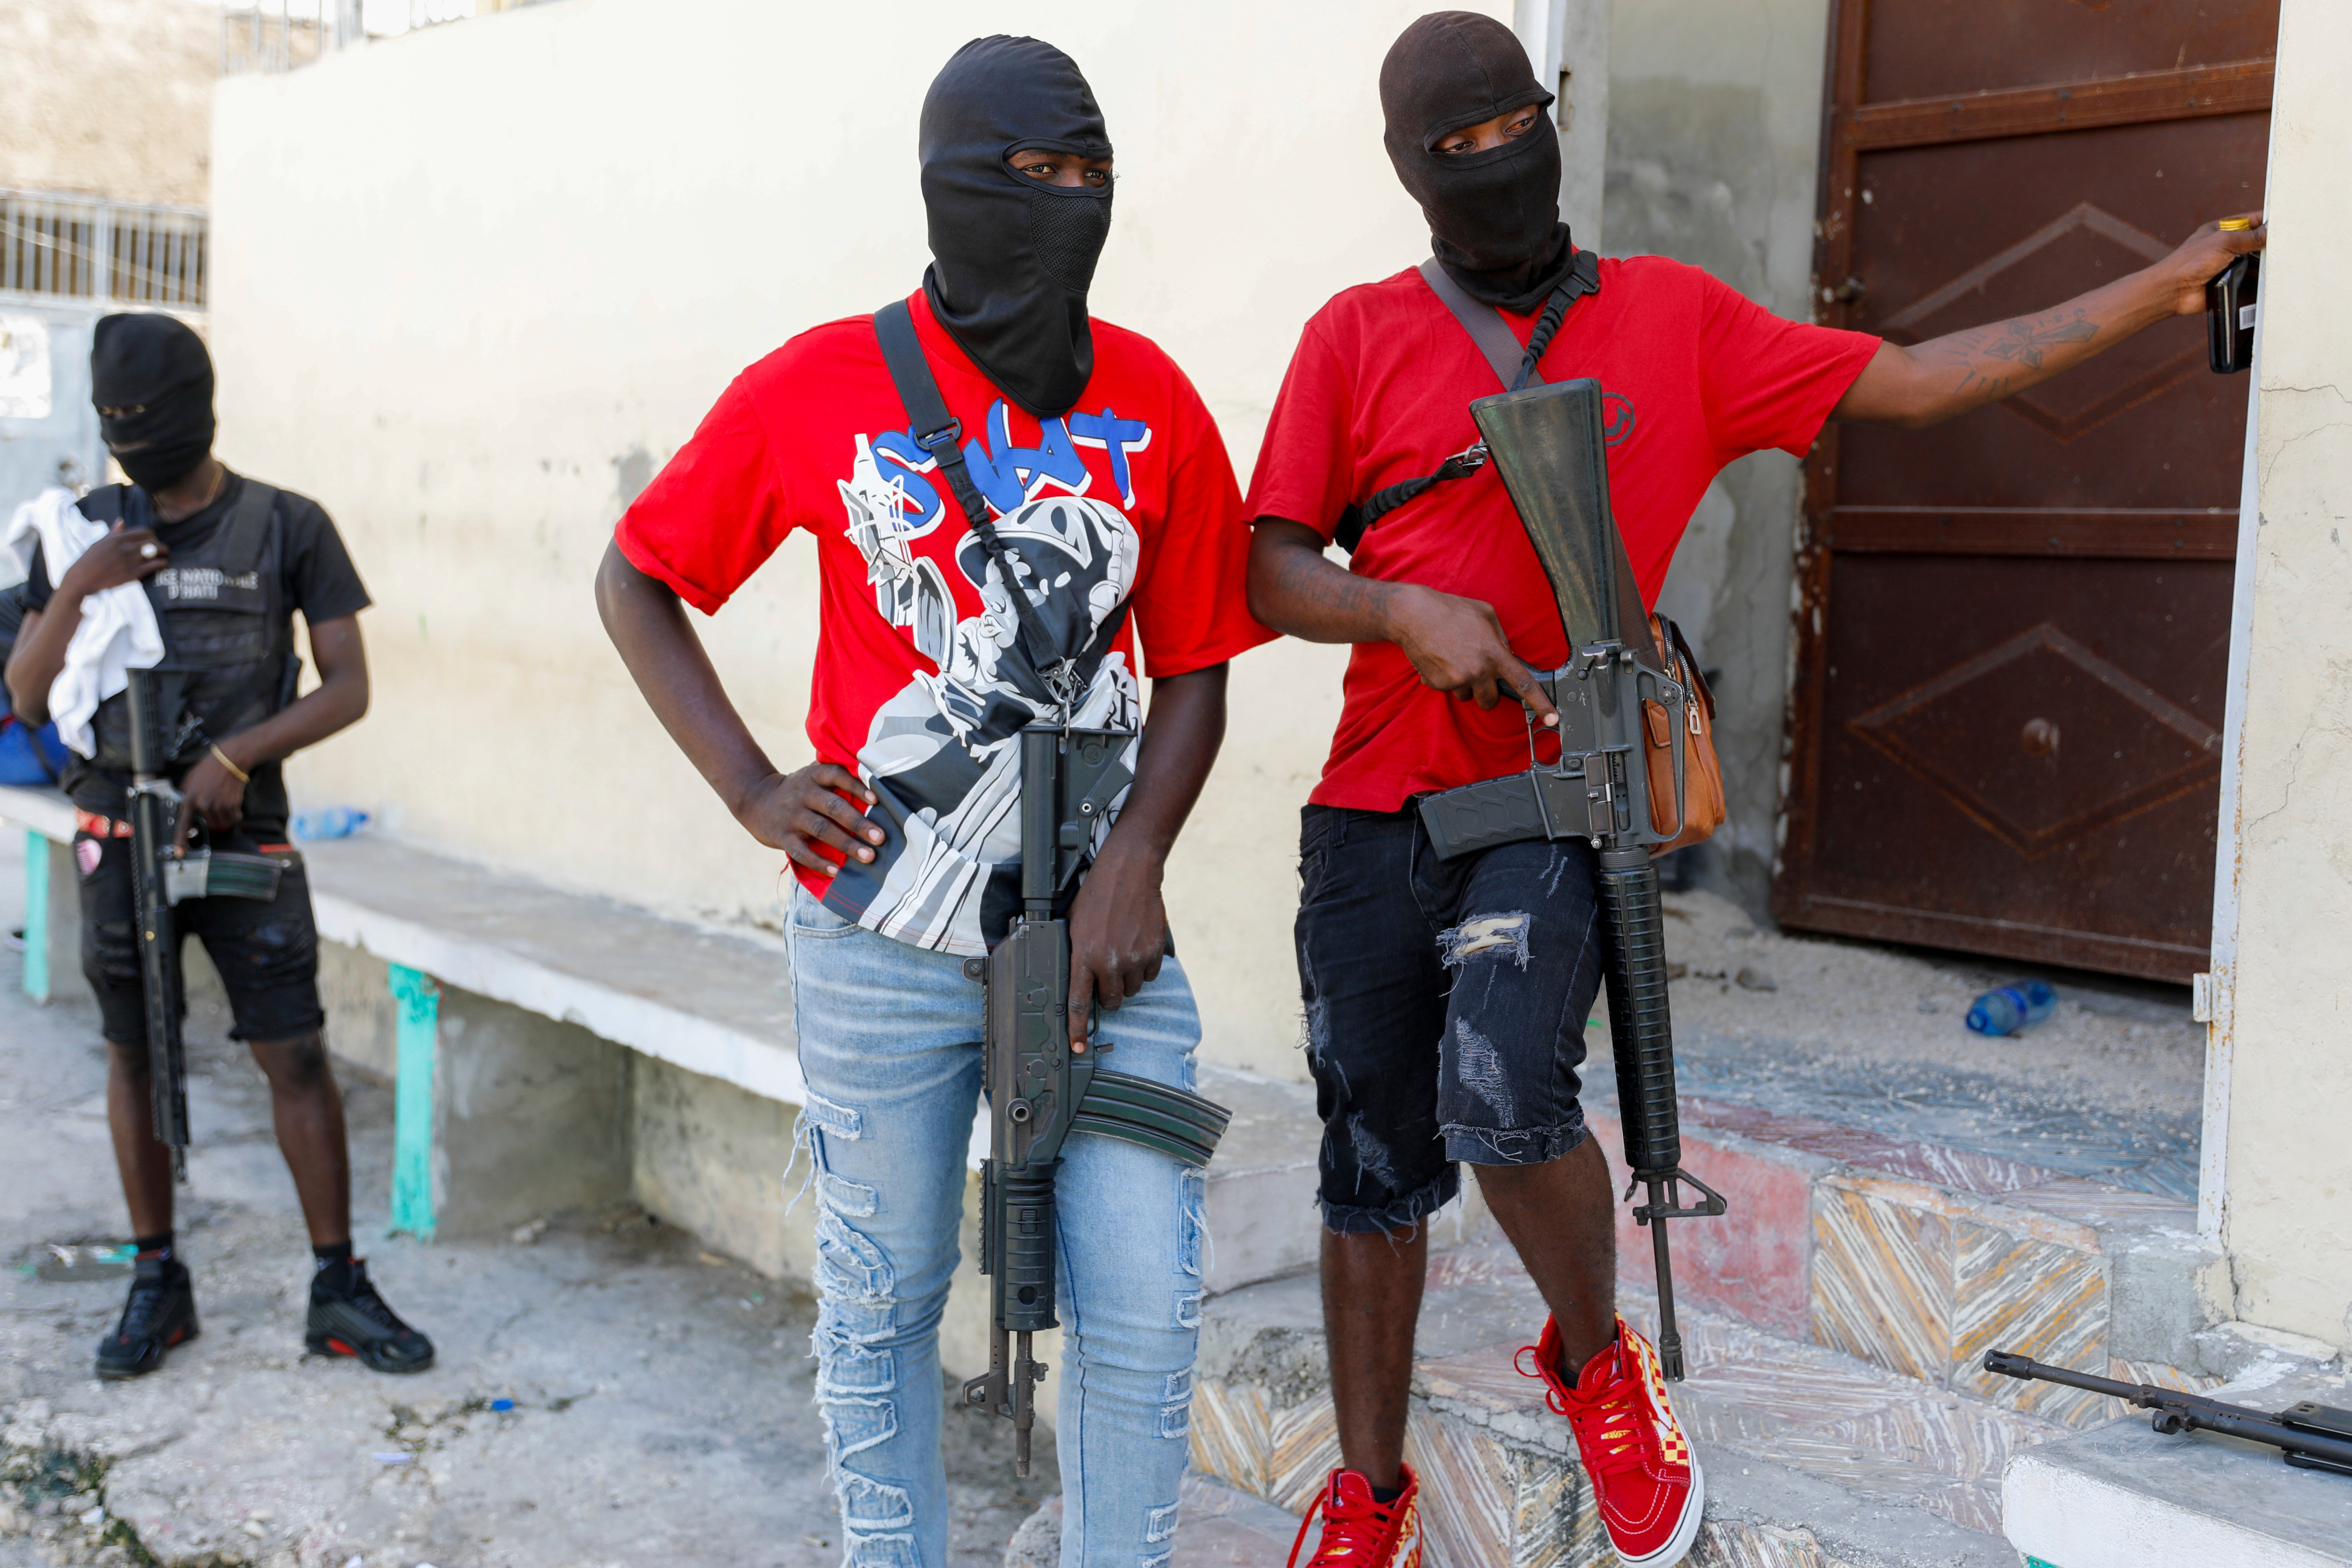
left=1983, top=1351, right=2352, bottom=1472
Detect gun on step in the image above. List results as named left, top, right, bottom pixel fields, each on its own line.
left=1414, top=378, right=1726, bottom=1381
left=1985, top=1351, right=2352, bottom=1477
left=124, top=669, right=300, bottom=1181
left=958, top=723, right=1232, bottom=1475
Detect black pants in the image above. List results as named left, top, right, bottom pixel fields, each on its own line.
left=1294, top=803, right=1605, bottom=1235
left=78, top=827, right=324, bottom=1046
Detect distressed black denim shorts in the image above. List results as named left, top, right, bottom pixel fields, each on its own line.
left=1295, top=802, right=1604, bottom=1234
left=78, top=827, right=324, bottom=1046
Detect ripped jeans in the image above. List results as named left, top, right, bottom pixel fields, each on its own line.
left=1294, top=803, right=1605, bottom=1234
left=785, top=886, right=1206, bottom=1568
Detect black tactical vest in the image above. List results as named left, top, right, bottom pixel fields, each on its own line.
left=83, top=479, right=295, bottom=774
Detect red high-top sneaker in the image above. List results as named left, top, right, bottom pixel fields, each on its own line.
left=1518, top=1314, right=1703, bottom=1566
left=1287, top=1464, right=1423, bottom=1568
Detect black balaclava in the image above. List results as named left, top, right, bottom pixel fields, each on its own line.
left=91, top=313, right=215, bottom=492
left=920, top=36, right=1114, bottom=420
left=1382, top=12, right=1576, bottom=314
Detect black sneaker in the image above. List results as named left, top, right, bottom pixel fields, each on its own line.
left=95, top=1257, right=199, bottom=1379
left=306, top=1259, right=434, bottom=1373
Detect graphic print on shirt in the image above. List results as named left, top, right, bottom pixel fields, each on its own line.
left=831, top=398, right=1150, bottom=954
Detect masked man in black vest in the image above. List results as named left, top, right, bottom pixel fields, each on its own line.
left=5, top=314, right=433, bottom=1379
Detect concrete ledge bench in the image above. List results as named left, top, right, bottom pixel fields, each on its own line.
left=2001, top=1357, right=2352, bottom=1568
left=1, top=781, right=1323, bottom=1335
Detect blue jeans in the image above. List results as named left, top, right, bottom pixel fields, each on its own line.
left=785, top=885, right=1206, bottom=1568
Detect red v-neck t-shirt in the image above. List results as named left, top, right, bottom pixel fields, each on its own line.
left=1245, top=257, right=1879, bottom=812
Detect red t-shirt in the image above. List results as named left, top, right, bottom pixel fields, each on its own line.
left=616, top=290, right=1268, bottom=955
left=1246, top=257, right=1879, bottom=811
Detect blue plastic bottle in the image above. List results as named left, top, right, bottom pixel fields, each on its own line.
left=292, top=806, right=370, bottom=841
left=1965, top=981, right=2057, bottom=1037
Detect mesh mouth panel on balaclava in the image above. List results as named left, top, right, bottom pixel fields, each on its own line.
left=1381, top=10, right=1576, bottom=314
left=920, top=35, right=1114, bottom=420
left=91, top=312, right=215, bottom=492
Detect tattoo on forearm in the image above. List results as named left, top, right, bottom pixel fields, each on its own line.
left=1979, top=313, right=2099, bottom=370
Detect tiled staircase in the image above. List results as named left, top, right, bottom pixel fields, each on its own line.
left=1183, top=1086, right=2225, bottom=1568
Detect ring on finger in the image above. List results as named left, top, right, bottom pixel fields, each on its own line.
left=139, top=542, right=159, bottom=559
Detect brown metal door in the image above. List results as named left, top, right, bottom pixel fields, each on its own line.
left=1774, top=0, right=2276, bottom=982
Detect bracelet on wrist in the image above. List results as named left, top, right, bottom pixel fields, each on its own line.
left=209, top=743, right=251, bottom=784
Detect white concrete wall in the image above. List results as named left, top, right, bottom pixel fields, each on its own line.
left=211, top=0, right=1520, bottom=1084
left=1604, top=0, right=1831, bottom=912
left=2209, top=0, right=2352, bottom=1353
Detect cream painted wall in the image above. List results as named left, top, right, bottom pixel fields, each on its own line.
left=2209, top=0, right=2352, bottom=1352
left=211, top=0, right=1518, bottom=1084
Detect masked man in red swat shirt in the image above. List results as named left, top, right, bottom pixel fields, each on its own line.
left=597, top=37, right=1266, bottom=1568
left=1245, top=14, right=2264, bottom=1568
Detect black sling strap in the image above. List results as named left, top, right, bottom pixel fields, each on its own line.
left=872, top=300, right=1133, bottom=714
left=1332, top=249, right=1601, bottom=553
left=873, top=299, right=1070, bottom=686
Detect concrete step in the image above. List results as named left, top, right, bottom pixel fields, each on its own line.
left=1193, top=1243, right=2033, bottom=1567
left=1579, top=1088, right=2227, bottom=1431
left=2002, top=1357, right=2352, bottom=1568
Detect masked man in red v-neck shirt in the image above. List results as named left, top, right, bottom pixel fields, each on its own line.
left=1244, top=14, right=2263, bottom=1568
left=597, top=36, right=1269, bottom=1568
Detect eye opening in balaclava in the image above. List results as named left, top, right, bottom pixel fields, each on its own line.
left=920, top=36, right=1115, bottom=420
left=1381, top=10, right=1578, bottom=314
left=90, top=312, right=215, bottom=492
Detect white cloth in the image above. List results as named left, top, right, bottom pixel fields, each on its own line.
left=2, top=486, right=164, bottom=758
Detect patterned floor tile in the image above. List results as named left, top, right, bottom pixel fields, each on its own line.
left=1690, top=1522, right=1838, bottom=1568
left=1734, top=1432, right=1952, bottom=1502
left=1918, top=1478, right=2005, bottom=1535
left=1507, top=1447, right=1603, bottom=1568
left=1809, top=1184, right=1952, bottom=1382
left=2109, top=1356, right=2223, bottom=1393
left=1822, top=1391, right=2064, bottom=1481
left=1615, top=1290, right=1772, bottom=1375
left=1190, top=1378, right=1271, bottom=1497
left=1844, top=1140, right=2059, bottom=1196
left=1662, top=1046, right=2200, bottom=1204
left=1686, top=1354, right=1913, bottom=1426
left=2009, top=1176, right=2197, bottom=1228
left=1404, top=1409, right=1513, bottom=1568
left=1948, top=1220, right=2108, bottom=1426
left=1416, top=1341, right=1548, bottom=1415
left=1266, top=1392, right=1341, bottom=1513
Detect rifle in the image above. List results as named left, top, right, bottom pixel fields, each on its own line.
left=1414, top=378, right=1726, bottom=1381
left=958, top=723, right=1233, bottom=1475
left=1985, top=1351, right=2352, bottom=1477
left=122, top=668, right=296, bottom=1181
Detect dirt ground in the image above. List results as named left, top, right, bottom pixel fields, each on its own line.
left=0, top=832, right=1053, bottom=1568
left=1660, top=888, right=2201, bottom=1112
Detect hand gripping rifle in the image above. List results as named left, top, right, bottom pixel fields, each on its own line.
left=1414, top=378, right=1727, bottom=1380
left=123, top=669, right=299, bottom=1181
left=1985, top=1351, right=2352, bottom=1478
left=958, top=724, right=1233, bottom=1474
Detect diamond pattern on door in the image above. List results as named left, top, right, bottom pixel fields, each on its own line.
left=1846, top=624, right=2221, bottom=859
left=1879, top=203, right=2201, bottom=444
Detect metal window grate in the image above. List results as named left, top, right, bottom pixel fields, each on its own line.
left=0, top=192, right=207, bottom=309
